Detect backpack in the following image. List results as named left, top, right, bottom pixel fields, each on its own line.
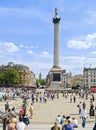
left=23, top=117, right=30, bottom=125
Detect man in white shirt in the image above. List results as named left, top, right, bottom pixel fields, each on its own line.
left=16, top=116, right=25, bottom=130
left=71, top=117, right=78, bottom=128
left=80, top=107, right=87, bottom=128
left=56, top=115, right=61, bottom=124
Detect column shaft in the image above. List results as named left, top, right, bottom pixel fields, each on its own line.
left=54, top=23, right=59, bottom=67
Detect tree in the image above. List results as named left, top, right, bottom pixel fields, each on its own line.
left=1, top=68, right=20, bottom=87
left=7, top=68, right=20, bottom=86
left=0, top=73, right=5, bottom=85
left=36, top=79, right=46, bottom=86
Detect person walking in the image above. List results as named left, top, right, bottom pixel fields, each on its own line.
left=71, top=117, right=78, bottom=128
left=70, top=94, right=72, bottom=103
left=5, top=102, right=9, bottom=112
left=73, top=95, right=76, bottom=103
left=31, top=94, right=35, bottom=103
left=77, top=101, right=82, bottom=115
left=29, top=103, right=33, bottom=119
left=82, top=101, right=86, bottom=109
left=16, top=116, right=25, bottom=130
left=63, top=120, right=73, bottom=130
left=55, top=115, right=61, bottom=124
left=7, top=117, right=17, bottom=130
left=61, top=115, right=66, bottom=124
left=89, top=102, right=94, bottom=119
left=80, top=107, right=87, bottom=128
left=51, top=121, right=60, bottom=130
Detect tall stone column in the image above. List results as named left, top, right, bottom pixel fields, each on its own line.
left=46, top=8, right=63, bottom=91
left=53, top=8, right=60, bottom=68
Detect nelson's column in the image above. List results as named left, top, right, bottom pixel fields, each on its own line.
left=46, top=8, right=63, bottom=91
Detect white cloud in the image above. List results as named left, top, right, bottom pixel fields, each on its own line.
left=27, top=50, right=33, bottom=54
left=62, top=56, right=86, bottom=61
left=19, top=44, right=25, bottom=48
left=42, top=51, right=49, bottom=55
left=30, top=46, right=34, bottom=49
left=86, top=33, right=96, bottom=41
left=60, top=54, right=96, bottom=75
left=19, top=44, right=34, bottom=49
left=84, top=10, right=96, bottom=25
left=87, top=57, right=96, bottom=63
left=0, top=7, right=50, bottom=24
left=61, top=56, right=86, bottom=70
left=67, top=33, right=96, bottom=49
left=26, top=62, right=52, bottom=78
left=67, top=40, right=86, bottom=49
left=90, top=51, right=96, bottom=56
left=40, top=51, right=52, bottom=58
left=0, top=42, right=19, bottom=52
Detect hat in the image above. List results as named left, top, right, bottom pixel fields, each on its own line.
left=11, top=118, right=17, bottom=123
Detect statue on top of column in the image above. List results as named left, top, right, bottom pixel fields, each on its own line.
left=55, top=8, right=59, bottom=18
left=53, top=8, right=60, bottom=23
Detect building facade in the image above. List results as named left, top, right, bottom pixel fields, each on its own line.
left=62, top=70, right=72, bottom=88
left=83, top=67, right=96, bottom=88
left=70, top=74, right=84, bottom=88
left=0, top=62, right=36, bottom=87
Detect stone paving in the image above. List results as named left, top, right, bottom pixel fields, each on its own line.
left=25, top=124, right=94, bottom=130
left=0, top=91, right=96, bottom=130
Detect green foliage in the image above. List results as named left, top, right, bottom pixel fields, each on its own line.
left=0, top=73, right=5, bottom=84
left=7, top=68, right=20, bottom=84
left=36, top=79, right=46, bottom=85
left=0, top=68, right=20, bottom=86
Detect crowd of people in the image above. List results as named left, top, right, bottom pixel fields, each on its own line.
left=4, top=100, right=32, bottom=130
left=0, top=87, right=96, bottom=130
left=50, top=89, right=96, bottom=130
left=54, top=115, right=78, bottom=130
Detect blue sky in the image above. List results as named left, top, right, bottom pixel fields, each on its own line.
left=0, top=0, right=96, bottom=79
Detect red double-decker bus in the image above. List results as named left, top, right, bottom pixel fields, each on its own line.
left=90, top=86, right=96, bottom=92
